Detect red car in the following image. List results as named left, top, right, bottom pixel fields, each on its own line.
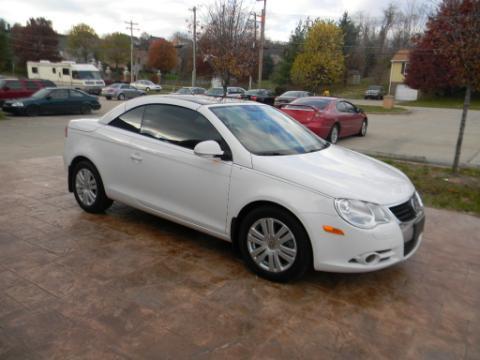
left=0, top=78, right=56, bottom=106
left=280, top=97, right=368, bottom=144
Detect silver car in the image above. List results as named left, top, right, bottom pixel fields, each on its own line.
left=130, top=80, right=162, bottom=92
left=101, top=83, right=146, bottom=100
left=172, top=87, right=207, bottom=95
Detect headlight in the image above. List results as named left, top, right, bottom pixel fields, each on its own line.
left=12, top=102, right=24, bottom=107
left=334, top=199, right=392, bottom=229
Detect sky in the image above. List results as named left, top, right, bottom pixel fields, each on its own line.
left=1, top=0, right=433, bottom=41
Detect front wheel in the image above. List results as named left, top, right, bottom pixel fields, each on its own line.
left=118, top=93, right=126, bottom=100
left=80, top=104, right=91, bottom=115
left=328, top=124, right=339, bottom=144
left=145, top=87, right=150, bottom=92
left=72, top=160, right=113, bottom=213
left=239, top=206, right=312, bottom=282
left=358, top=120, right=368, bottom=137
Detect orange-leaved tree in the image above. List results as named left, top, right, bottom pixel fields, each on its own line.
left=148, top=38, right=177, bottom=74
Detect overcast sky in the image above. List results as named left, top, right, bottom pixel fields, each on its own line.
left=1, top=0, right=433, bottom=41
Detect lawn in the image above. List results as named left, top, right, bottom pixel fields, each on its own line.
left=0, top=111, right=5, bottom=120
left=381, top=159, right=480, bottom=215
left=399, top=96, right=480, bottom=110
left=357, top=105, right=408, bottom=114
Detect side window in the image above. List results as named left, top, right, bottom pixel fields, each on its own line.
left=25, top=81, right=39, bottom=90
left=109, top=106, right=144, bottom=133
left=50, top=89, right=69, bottom=99
left=343, top=102, right=356, bottom=113
left=63, top=68, right=70, bottom=76
left=6, top=80, right=22, bottom=90
left=32, top=67, right=38, bottom=74
left=336, top=102, right=346, bottom=112
left=141, top=104, right=224, bottom=150
left=70, top=90, right=84, bottom=98
left=121, top=85, right=129, bottom=89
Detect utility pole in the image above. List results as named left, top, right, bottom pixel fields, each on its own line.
left=257, top=0, right=266, bottom=88
left=190, top=6, right=197, bottom=87
left=248, top=11, right=257, bottom=90
left=125, top=20, right=139, bottom=83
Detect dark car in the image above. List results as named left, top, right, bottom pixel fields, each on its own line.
left=280, top=96, right=368, bottom=144
left=274, top=90, right=312, bottom=107
left=364, top=85, right=385, bottom=100
left=2, top=88, right=101, bottom=116
left=0, top=78, right=57, bottom=106
left=243, top=89, right=275, bottom=105
left=101, top=83, right=146, bottom=100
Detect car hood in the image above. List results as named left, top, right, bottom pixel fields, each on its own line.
left=251, top=145, right=414, bottom=205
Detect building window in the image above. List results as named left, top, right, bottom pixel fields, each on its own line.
left=63, top=68, right=70, bottom=76
left=32, top=67, right=38, bottom=74
left=401, top=62, right=409, bottom=76
left=52, top=68, right=56, bottom=74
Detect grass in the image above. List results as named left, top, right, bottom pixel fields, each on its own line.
left=398, top=96, right=480, bottom=110
left=356, top=105, right=408, bottom=114
left=380, top=159, right=480, bottom=215
left=0, top=111, right=5, bottom=120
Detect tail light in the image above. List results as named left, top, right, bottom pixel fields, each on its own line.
left=251, top=96, right=257, bottom=101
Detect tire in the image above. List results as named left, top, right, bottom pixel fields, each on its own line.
left=80, top=104, right=91, bottom=115
left=380, top=96, right=384, bottom=100
left=25, top=105, right=39, bottom=117
left=239, top=206, right=312, bottom=282
left=118, top=93, right=126, bottom=100
left=72, top=160, right=113, bottom=214
left=145, top=87, right=150, bottom=92
left=328, top=124, right=339, bottom=144
left=106, top=96, right=111, bottom=100
left=358, top=119, right=368, bottom=137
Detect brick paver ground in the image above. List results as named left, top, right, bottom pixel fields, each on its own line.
left=0, top=156, right=479, bottom=359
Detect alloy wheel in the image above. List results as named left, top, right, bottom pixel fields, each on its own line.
left=75, top=168, right=98, bottom=206
left=247, top=218, right=297, bottom=273
left=330, top=126, right=339, bottom=144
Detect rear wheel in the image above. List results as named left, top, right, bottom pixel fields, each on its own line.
left=145, top=87, right=150, bottom=92
left=328, top=124, right=339, bottom=144
left=118, top=93, right=126, bottom=100
left=25, top=105, right=39, bottom=117
left=239, top=206, right=312, bottom=282
left=72, top=160, right=113, bottom=213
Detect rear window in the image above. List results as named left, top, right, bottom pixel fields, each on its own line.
left=291, top=98, right=331, bottom=109
left=25, top=81, right=39, bottom=90
left=41, top=80, right=56, bottom=87
left=281, top=91, right=303, bottom=97
left=5, top=80, right=22, bottom=89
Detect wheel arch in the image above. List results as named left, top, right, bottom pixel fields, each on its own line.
left=68, top=155, right=99, bottom=192
left=230, top=200, right=312, bottom=257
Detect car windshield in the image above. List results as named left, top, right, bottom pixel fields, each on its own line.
left=291, top=98, right=331, bottom=109
left=211, top=105, right=328, bottom=155
left=176, top=88, right=192, bottom=94
left=368, top=86, right=382, bottom=90
left=72, top=71, right=102, bottom=80
left=31, top=88, right=51, bottom=98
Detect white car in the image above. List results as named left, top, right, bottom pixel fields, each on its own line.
left=64, top=95, right=425, bottom=282
left=130, top=80, right=162, bottom=92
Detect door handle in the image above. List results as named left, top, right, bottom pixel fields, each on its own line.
left=130, top=153, right=143, bottom=162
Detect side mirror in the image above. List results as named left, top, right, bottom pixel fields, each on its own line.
left=357, top=107, right=364, bottom=113
left=194, top=140, right=224, bottom=158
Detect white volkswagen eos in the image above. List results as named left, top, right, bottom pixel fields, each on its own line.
left=64, top=95, right=425, bottom=281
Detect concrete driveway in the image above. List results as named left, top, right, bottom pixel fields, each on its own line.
left=0, top=156, right=479, bottom=359
left=1, top=98, right=479, bottom=167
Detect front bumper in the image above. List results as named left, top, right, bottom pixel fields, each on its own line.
left=304, top=208, right=425, bottom=273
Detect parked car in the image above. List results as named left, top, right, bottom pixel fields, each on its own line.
left=0, top=78, right=56, bottom=106
left=101, top=83, right=146, bottom=100
left=206, top=87, right=246, bottom=98
left=2, top=87, right=100, bottom=116
left=280, top=97, right=367, bottom=144
left=64, top=95, right=425, bottom=282
left=242, top=89, right=275, bottom=105
left=274, top=91, right=312, bottom=107
left=172, top=87, right=207, bottom=95
left=364, top=85, right=385, bottom=100
left=130, top=80, right=162, bottom=92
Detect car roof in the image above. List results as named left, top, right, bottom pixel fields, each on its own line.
left=162, top=94, right=247, bottom=105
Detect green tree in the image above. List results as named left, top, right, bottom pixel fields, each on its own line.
left=262, top=54, right=274, bottom=80
left=100, top=32, right=130, bottom=70
left=67, top=23, right=99, bottom=62
left=291, top=20, right=344, bottom=92
left=338, top=12, right=359, bottom=84
left=272, top=20, right=309, bottom=86
left=0, top=19, right=12, bottom=72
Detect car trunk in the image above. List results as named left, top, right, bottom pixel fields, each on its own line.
left=281, top=105, right=317, bottom=124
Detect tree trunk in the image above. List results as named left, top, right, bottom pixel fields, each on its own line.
left=452, top=85, right=471, bottom=173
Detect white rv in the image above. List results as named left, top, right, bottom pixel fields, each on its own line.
left=27, top=61, right=105, bottom=94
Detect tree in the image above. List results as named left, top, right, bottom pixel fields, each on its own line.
left=262, top=54, right=274, bottom=80
left=100, top=32, right=130, bottom=70
left=338, top=12, right=359, bottom=84
left=405, top=0, right=480, bottom=173
left=148, top=38, right=177, bottom=73
left=272, top=20, right=309, bottom=86
left=11, top=18, right=60, bottom=67
left=67, top=24, right=99, bottom=62
left=0, top=19, right=12, bottom=72
left=199, top=0, right=254, bottom=94
left=291, top=20, right=344, bottom=92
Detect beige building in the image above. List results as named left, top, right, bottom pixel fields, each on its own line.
left=388, top=49, right=418, bottom=101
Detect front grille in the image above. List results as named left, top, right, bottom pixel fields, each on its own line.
left=389, top=199, right=416, bottom=222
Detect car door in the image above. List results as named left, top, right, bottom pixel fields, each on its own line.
left=127, top=104, right=233, bottom=234
left=43, top=89, right=70, bottom=114
left=342, top=101, right=363, bottom=135
left=335, top=101, right=352, bottom=136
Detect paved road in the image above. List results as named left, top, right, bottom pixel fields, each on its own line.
left=1, top=97, right=479, bottom=166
